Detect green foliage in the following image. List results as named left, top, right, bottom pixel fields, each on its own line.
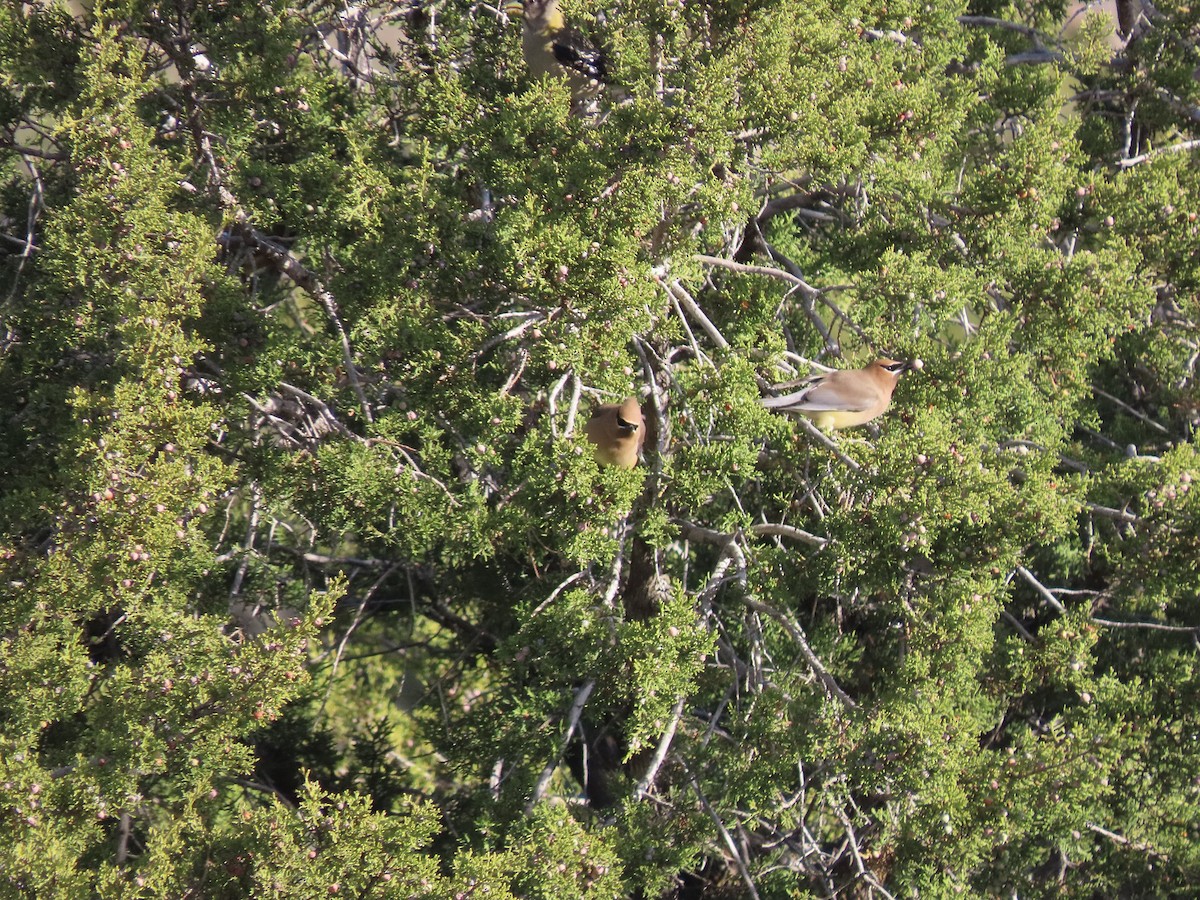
left=2, top=0, right=1200, bottom=895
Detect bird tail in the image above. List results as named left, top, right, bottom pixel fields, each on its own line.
left=760, top=392, right=803, bottom=410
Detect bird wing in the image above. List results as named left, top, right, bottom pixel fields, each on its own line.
left=551, top=30, right=608, bottom=81
left=762, top=372, right=878, bottom=412
left=583, top=408, right=611, bottom=441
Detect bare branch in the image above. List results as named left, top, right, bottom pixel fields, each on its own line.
left=1090, top=617, right=1200, bottom=634
left=602, top=520, right=632, bottom=608
left=116, top=811, right=134, bottom=865
left=319, top=563, right=402, bottom=715
left=468, top=311, right=547, bottom=367
left=566, top=374, right=583, bottom=438
left=1015, top=565, right=1067, bottom=614
left=631, top=333, right=673, bottom=471
left=277, top=382, right=357, bottom=439
left=230, top=227, right=374, bottom=424
left=1084, top=502, right=1139, bottom=524
left=500, top=347, right=529, bottom=396
left=667, top=286, right=711, bottom=367
left=1093, top=385, right=1174, bottom=436
left=834, top=806, right=897, bottom=900
left=660, top=276, right=730, bottom=352
left=1016, top=564, right=1200, bottom=636
left=527, top=679, right=596, bottom=812
left=792, top=416, right=863, bottom=473
left=1086, top=822, right=1171, bottom=861
left=684, top=765, right=762, bottom=900
left=529, top=571, right=588, bottom=618
left=674, top=519, right=854, bottom=708
left=634, top=694, right=686, bottom=800
left=1004, top=49, right=1067, bottom=65
left=862, top=27, right=913, bottom=45
left=742, top=596, right=856, bottom=709
left=956, top=14, right=1054, bottom=40
left=693, top=253, right=819, bottom=298
left=547, top=371, right=572, bottom=438
left=171, top=54, right=376, bottom=426
left=760, top=245, right=840, bottom=353
left=750, top=522, right=829, bottom=549
left=229, top=484, right=262, bottom=599
left=1001, top=609, right=1039, bottom=644
left=1118, top=138, right=1200, bottom=169
left=5, top=149, right=45, bottom=305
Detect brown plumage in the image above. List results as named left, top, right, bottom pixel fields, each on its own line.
left=584, top=397, right=645, bottom=468
left=761, top=358, right=920, bottom=430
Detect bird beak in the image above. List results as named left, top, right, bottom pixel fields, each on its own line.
left=502, top=0, right=524, bottom=15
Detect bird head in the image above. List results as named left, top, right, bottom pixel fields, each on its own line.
left=508, top=0, right=555, bottom=19
left=615, top=397, right=643, bottom=434
left=873, top=358, right=922, bottom=379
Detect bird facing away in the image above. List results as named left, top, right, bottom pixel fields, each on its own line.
left=761, top=358, right=920, bottom=430
left=584, top=397, right=645, bottom=468
left=509, top=0, right=609, bottom=104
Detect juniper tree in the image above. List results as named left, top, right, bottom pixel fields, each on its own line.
left=1, top=0, right=1198, bottom=897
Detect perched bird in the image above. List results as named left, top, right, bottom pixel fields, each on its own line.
left=507, top=0, right=610, bottom=107
left=761, top=358, right=921, bottom=430
left=584, top=397, right=645, bottom=468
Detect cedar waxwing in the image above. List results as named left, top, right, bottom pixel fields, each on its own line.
left=584, top=397, right=645, bottom=468
left=506, top=0, right=609, bottom=105
left=761, top=358, right=921, bottom=430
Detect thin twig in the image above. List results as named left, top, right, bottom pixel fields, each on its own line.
left=547, top=371, right=572, bottom=438
left=1000, top=609, right=1038, bottom=644
left=694, top=253, right=818, bottom=298
left=667, top=288, right=710, bottom=367
left=1093, top=385, right=1173, bottom=435
left=1118, top=138, right=1200, bottom=169
left=834, top=806, right=897, bottom=900
left=1086, top=822, right=1170, bottom=861
left=750, top=522, right=829, bottom=549
left=631, top=333, right=672, bottom=471
left=956, top=14, right=1053, bottom=40
left=566, top=374, right=583, bottom=437
left=742, top=597, right=856, bottom=709
left=529, top=571, right=588, bottom=618
left=500, top=347, right=529, bottom=396
left=664, top=278, right=731, bottom=351
left=602, top=520, right=631, bottom=607
left=1089, top=617, right=1200, bottom=634
left=229, top=484, right=262, bottom=598
left=183, top=84, right=374, bottom=425
left=526, top=679, right=596, bottom=812
left=469, top=312, right=546, bottom=367
left=235, top=228, right=374, bottom=424
left=684, top=766, right=762, bottom=900
left=1016, top=565, right=1067, bottom=614
left=319, top=563, right=401, bottom=716
left=674, top=519, right=854, bottom=708
left=634, top=694, right=686, bottom=800
left=1017, top=565, right=1199, bottom=635
left=1084, top=502, right=1139, bottom=524
left=793, top=416, right=863, bottom=472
